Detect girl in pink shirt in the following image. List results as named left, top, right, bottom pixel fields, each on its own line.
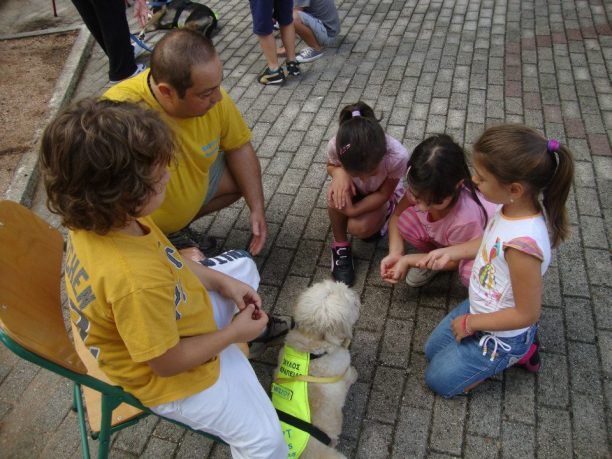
left=327, top=101, right=410, bottom=286
left=381, top=134, right=495, bottom=287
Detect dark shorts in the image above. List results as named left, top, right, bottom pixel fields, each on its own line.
left=249, top=0, right=293, bottom=36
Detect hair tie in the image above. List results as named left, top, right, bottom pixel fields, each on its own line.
left=547, top=139, right=560, bottom=154
left=339, top=143, right=351, bottom=156
left=351, top=110, right=361, bottom=117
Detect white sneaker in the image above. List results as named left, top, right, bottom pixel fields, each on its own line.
left=405, top=268, right=438, bottom=287
left=109, top=63, right=146, bottom=84
left=296, top=47, right=324, bottom=63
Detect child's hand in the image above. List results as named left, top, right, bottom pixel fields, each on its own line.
left=327, top=169, right=355, bottom=209
left=451, top=314, right=471, bottom=342
left=217, top=276, right=263, bottom=313
left=134, top=0, right=149, bottom=27
left=229, top=305, right=269, bottom=343
left=380, top=253, right=401, bottom=282
left=382, top=254, right=420, bottom=284
left=417, top=248, right=452, bottom=271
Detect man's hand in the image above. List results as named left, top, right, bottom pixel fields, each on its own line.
left=134, top=0, right=149, bottom=28
left=248, top=210, right=268, bottom=256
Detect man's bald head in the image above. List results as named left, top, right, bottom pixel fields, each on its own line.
left=151, top=29, right=217, bottom=98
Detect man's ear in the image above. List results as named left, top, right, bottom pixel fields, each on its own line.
left=156, top=82, right=175, bottom=99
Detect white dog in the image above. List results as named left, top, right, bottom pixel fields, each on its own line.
left=272, top=280, right=360, bottom=459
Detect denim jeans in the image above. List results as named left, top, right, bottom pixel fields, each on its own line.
left=424, top=299, right=537, bottom=398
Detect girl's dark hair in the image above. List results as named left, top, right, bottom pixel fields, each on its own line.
left=40, top=98, right=175, bottom=235
left=335, top=101, right=386, bottom=174
left=408, top=134, right=488, bottom=227
left=473, top=124, right=574, bottom=247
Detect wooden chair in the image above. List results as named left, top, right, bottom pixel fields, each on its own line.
left=0, top=201, right=222, bottom=459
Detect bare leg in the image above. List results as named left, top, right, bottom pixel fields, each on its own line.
left=257, top=33, right=280, bottom=69
left=279, top=24, right=296, bottom=61
left=293, top=11, right=321, bottom=50
left=328, top=207, right=348, bottom=242
left=195, top=168, right=241, bottom=219
left=347, top=205, right=387, bottom=239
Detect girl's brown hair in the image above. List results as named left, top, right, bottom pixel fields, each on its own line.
left=40, top=98, right=175, bottom=234
left=473, top=124, right=575, bottom=247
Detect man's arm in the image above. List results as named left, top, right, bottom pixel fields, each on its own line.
left=224, top=142, right=268, bottom=255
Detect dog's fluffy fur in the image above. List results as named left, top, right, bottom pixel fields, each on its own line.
left=275, top=280, right=360, bottom=459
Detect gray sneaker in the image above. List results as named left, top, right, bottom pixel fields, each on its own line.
left=296, top=47, right=324, bottom=63
left=405, top=268, right=438, bottom=287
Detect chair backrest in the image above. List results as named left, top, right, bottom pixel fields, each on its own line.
left=0, top=200, right=86, bottom=374
left=0, top=200, right=145, bottom=431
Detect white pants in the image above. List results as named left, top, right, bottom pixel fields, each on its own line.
left=151, top=252, right=287, bottom=459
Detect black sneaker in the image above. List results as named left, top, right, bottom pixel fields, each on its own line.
left=331, top=245, right=355, bottom=286
left=285, top=60, right=300, bottom=76
left=249, top=314, right=294, bottom=358
left=168, top=227, right=219, bottom=257
left=258, top=66, right=286, bottom=85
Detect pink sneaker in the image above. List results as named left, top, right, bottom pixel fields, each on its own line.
left=516, top=337, right=541, bottom=373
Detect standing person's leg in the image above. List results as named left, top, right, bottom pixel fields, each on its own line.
left=91, top=0, right=138, bottom=81
left=275, top=0, right=296, bottom=62
left=250, top=0, right=286, bottom=84
left=71, top=0, right=106, bottom=52
left=258, top=34, right=282, bottom=71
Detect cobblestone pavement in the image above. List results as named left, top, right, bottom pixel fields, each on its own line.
left=1, top=0, right=611, bottom=457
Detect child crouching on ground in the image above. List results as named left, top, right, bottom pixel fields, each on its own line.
left=40, top=98, right=287, bottom=458
left=326, top=101, right=410, bottom=286
left=419, top=124, right=574, bottom=396
left=381, top=134, right=495, bottom=288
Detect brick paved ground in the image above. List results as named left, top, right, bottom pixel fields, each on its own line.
left=1, top=0, right=611, bottom=457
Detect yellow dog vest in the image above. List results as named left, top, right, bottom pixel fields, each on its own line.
left=272, top=345, right=311, bottom=458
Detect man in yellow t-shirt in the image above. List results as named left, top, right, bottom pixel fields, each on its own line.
left=104, top=29, right=268, bottom=260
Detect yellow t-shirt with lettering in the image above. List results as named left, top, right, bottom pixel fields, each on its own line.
left=65, top=216, right=220, bottom=406
left=103, top=70, right=252, bottom=233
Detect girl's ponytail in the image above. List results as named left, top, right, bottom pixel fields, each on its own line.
left=336, top=101, right=386, bottom=174
left=543, top=143, right=574, bottom=247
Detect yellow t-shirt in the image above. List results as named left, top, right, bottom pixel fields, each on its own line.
left=103, top=70, right=252, bottom=233
left=65, top=216, right=220, bottom=406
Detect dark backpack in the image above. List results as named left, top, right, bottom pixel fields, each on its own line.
left=148, top=0, right=219, bottom=38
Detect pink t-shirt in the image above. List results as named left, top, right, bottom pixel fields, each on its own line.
left=397, top=188, right=497, bottom=247
left=327, top=134, right=410, bottom=201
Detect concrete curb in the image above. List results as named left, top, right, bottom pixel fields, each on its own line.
left=3, top=25, right=93, bottom=206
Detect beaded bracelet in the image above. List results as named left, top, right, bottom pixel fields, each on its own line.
left=462, top=314, right=474, bottom=336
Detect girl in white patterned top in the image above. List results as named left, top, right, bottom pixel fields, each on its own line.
left=418, top=124, right=575, bottom=397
